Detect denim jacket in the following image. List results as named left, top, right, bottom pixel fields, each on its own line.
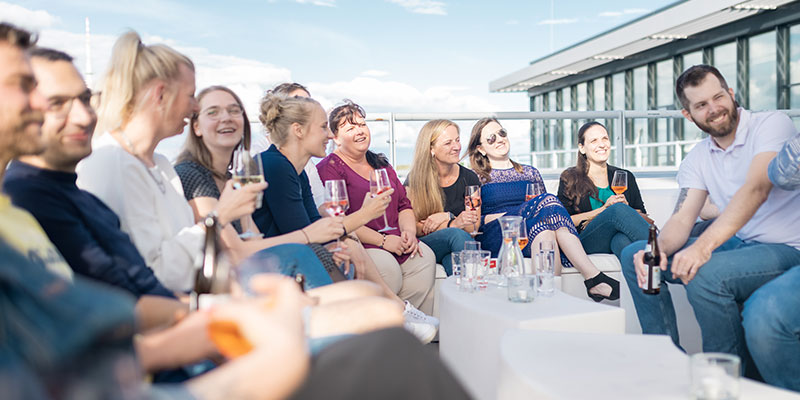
left=768, top=133, right=800, bottom=191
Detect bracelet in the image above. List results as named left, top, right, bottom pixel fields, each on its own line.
left=447, top=218, right=454, bottom=228
left=379, top=233, right=387, bottom=249
left=300, top=228, right=311, bottom=244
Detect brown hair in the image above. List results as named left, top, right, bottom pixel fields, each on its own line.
left=467, top=117, right=521, bottom=183
left=407, top=119, right=458, bottom=220
left=559, top=121, right=605, bottom=211
left=269, top=82, right=309, bottom=97
left=329, top=99, right=389, bottom=169
left=0, top=23, right=37, bottom=49
left=676, top=64, right=730, bottom=110
left=176, top=86, right=251, bottom=180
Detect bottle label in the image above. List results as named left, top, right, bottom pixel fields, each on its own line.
left=649, top=265, right=660, bottom=290
left=198, top=294, right=231, bottom=310
left=644, top=244, right=652, bottom=253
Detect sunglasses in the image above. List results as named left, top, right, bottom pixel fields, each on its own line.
left=484, top=129, right=508, bottom=145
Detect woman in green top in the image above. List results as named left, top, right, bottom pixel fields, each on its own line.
left=557, top=121, right=652, bottom=259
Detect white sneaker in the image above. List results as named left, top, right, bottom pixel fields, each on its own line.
left=404, top=321, right=437, bottom=344
left=403, top=300, right=439, bottom=327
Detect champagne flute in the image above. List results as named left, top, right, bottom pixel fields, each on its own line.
left=518, top=220, right=529, bottom=251
left=611, top=170, right=628, bottom=195
left=324, top=179, right=349, bottom=251
left=525, top=183, right=537, bottom=201
left=370, top=168, right=396, bottom=232
left=464, top=185, right=481, bottom=236
left=231, top=145, right=266, bottom=239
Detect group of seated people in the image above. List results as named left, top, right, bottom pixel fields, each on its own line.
left=2, top=20, right=800, bottom=397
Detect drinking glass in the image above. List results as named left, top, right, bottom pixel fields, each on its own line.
left=464, top=185, right=481, bottom=236
left=459, top=250, right=479, bottom=293
left=323, top=179, right=349, bottom=251
left=518, top=221, right=529, bottom=251
left=464, top=240, right=481, bottom=251
left=369, top=168, right=395, bottom=232
left=507, top=275, right=536, bottom=303
left=525, top=183, right=537, bottom=201
left=451, top=252, right=463, bottom=287
left=611, top=170, right=628, bottom=195
left=477, top=250, right=491, bottom=290
left=537, top=240, right=555, bottom=297
left=690, top=353, right=740, bottom=400
left=231, top=146, right=266, bottom=239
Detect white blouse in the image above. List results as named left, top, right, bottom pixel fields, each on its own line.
left=77, top=133, right=203, bottom=292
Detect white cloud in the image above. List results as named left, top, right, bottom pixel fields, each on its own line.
left=361, top=69, right=390, bottom=77
left=387, top=0, right=447, bottom=16
left=294, top=0, right=336, bottom=7
left=0, top=2, right=60, bottom=31
left=538, top=18, right=578, bottom=25
left=599, top=8, right=649, bottom=17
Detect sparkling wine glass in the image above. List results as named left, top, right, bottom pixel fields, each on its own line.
left=464, top=185, right=481, bottom=236
left=518, top=220, right=529, bottom=251
left=324, top=179, right=349, bottom=251
left=525, top=183, right=537, bottom=201
left=231, top=145, right=265, bottom=239
left=370, top=168, right=396, bottom=232
left=611, top=170, right=628, bottom=195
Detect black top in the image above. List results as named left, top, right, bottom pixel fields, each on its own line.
left=2, top=161, right=174, bottom=299
left=253, top=145, right=321, bottom=238
left=174, top=159, right=242, bottom=233
left=442, top=165, right=481, bottom=216
left=557, top=164, right=646, bottom=215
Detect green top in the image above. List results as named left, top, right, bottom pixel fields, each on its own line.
left=589, top=186, right=615, bottom=210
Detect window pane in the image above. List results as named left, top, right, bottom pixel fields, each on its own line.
left=656, top=59, right=674, bottom=108
left=577, top=82, right=587, bottom=111
left=749, top=30, right=776, bottom=111
left=612, top=73, right=625, bottom=110
left=713, top=42, right=737, bottom=94
left=683, top=51, right=702, bottom=71
left=633, top=66, right=647, bottom=111
left=594, top=77, right=605, bottom=110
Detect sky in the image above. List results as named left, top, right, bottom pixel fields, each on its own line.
left=2, top=0, right=674, bottom=167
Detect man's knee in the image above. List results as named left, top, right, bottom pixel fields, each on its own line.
left=620, top=240, right=646, bottom=272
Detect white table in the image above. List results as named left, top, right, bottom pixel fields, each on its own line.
left=497, top=330, right=800, bottom=400
left=438, top=277, right=625, bottom=400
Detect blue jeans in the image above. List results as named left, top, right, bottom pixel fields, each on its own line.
left=241, top=244, right=334, bottom=290
left=579, top=203, right=650, bottom=259
left=621, top=230, right=800, bottom=376
left=743, top=265, right=800, bottom=392
left=419, top=227, right=472, bottom=275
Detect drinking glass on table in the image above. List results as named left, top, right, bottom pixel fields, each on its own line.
left=611, top=170, right=628, bottom=195
left=689, top=353, right=740, bottom=400
left=464, top=185, right=482, bottom=236
left=451, top=252, right=463, bottom=287
left=231, top=145, right=265, bottom=239
left=369, top=168, right=396, bottom=232
left=536, top=240, right=555, bottom=297
left=323, top=179, right=349, bottom=252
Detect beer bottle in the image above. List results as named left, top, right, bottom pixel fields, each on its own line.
left=190, top=213, right=231, bottom=311
left=642, top=224, right=661, bottom=295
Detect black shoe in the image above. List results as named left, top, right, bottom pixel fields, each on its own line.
left=584, top=272, right=620, bottom=302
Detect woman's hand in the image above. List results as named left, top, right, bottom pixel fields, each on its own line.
left=327, top=241, right=351, bottom=275
left=421, top=212, right=450, bottom=235
left=359, top=189, right=394, bottom=221
left=304, top=216, right=345, bottom=243
left=452, top=209, right=480, bottom=231
left=400, top=230, right=422, bottom=257
left=382, top=234, right=405, bottom=256
left=603, top=194, right=628, bottom=208
left=215, top=180, right=267, bottom=227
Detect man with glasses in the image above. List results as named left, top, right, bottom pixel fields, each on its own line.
left=621, top=65, right=800, bottom=379
left=2, top=47, right=175, bottom=299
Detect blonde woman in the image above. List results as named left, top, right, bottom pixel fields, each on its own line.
left=406, top=120, right=478, bottom=275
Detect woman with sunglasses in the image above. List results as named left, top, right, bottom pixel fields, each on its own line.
left=406, top=119, right=478, bottom=275
left=466, top=117, right=619, bottom=302
left=557, top=121, right=651, bottom=261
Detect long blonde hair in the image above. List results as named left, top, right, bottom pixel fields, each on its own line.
left=95, top=30, right=194, bottom=134
left=407, top=119, right=459, bottom=221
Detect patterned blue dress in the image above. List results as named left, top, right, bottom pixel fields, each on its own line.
left=477, top=165, right=577, bottom=267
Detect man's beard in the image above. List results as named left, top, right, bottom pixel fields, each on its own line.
left=6, top=110, right=45, bottom=157
left=693, top=103, right=739, bottom=138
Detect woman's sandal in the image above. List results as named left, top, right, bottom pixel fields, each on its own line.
left=584, top=272, right=620, bottom=302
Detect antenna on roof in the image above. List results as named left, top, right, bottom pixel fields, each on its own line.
left=84, top=17, right=94, bottom=90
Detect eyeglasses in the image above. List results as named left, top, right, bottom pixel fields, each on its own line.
left=45, top=90, right=93, bottom=119
left=484, top=129, right=507, bottom=145
left=201, top=105, right=244, bottom=120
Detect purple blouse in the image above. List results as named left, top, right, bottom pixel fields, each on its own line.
left=317, top=153, right=412, bottom=263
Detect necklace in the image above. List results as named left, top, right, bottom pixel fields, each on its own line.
left=118, top=130, right=167, bottom=194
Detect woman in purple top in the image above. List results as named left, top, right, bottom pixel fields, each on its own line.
left=318, top=101, right=437, bottom=316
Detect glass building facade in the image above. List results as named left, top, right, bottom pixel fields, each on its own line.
left=528, top=20, right=800, bottom=171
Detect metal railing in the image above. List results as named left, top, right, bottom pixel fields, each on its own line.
left=365, top=109, right=800, bottom=177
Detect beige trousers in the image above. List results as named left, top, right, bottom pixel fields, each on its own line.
left=365, top=242, right=436, bottom=315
